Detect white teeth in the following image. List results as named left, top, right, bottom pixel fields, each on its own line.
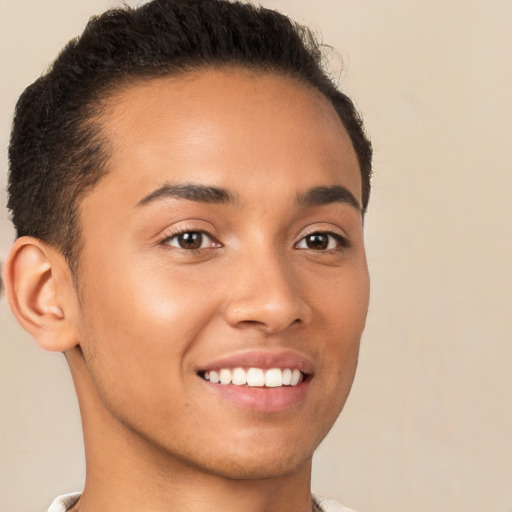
left=264, top=368, right=282, bottom=387
left=282, top=368, right=292, bottom=385
left=247, top=368, right=265, bottom=387
left=219, top=369, right=231, bottom=385
left=202, top=367, right=303, bottom=387
left=232, top=367, right=247, bottom=385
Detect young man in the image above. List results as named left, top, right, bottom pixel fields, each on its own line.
left=3, top=1, right=372, bottom=511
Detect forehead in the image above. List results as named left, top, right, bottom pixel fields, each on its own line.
left=92, top=68, right=361, bottom=204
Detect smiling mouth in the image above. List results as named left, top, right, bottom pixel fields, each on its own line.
left=198, top=367, right=306, bottom=388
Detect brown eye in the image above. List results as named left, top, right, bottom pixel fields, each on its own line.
left=295, top=232, right=347, bottom=251
left=304, top=233, right=329, bottom=250
left=164, top=231, right=216, bottom=250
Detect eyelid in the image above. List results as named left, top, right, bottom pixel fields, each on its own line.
left=158, top=222, right=222, bottom=250
left=162, top=230, right=221, bottom=249
left=294, top=224, right=351, bottom=251
left=295, top=232, right=348, bottom=250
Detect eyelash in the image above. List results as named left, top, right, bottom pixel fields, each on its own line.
left=161, top=229, right=221, bottom=251
left=294, top=231, right=350, bottom=251
left=161, top=229, right=349, bottom=253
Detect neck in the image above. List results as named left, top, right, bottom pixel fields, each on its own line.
left=67, top=349, right=314, bottom=512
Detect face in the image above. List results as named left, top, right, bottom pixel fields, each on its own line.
left=72, top=68, right=369, bottom=480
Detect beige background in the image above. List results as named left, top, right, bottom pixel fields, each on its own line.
left=1, top=1, right=511, bottom=511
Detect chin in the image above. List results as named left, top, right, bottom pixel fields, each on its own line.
left=172, top=429, right=319, bottom=482
left=197, top=450, right=312, bottom=481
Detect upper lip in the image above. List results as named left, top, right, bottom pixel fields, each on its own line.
left=196, top=349, right=315, bottom=375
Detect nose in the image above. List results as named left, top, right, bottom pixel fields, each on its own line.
left=223, top=250, right=312, bottom=334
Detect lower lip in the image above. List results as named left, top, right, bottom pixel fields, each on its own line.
left=201, top=378, right=310, bottom=412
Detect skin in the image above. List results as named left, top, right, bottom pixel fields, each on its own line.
left=5, top=69, right=369, bottom=512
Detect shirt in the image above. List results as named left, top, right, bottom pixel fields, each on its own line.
left=47, top=492, right=356, bottom=511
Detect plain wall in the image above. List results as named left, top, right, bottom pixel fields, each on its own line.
left=1, top=1, right=511, bottom=511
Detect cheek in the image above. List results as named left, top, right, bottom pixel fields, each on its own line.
left=81, top=249, right=215, bottom=334
left=313, top=260, right=369, bottom=391
left=75, top=256, right=219, bottom=402
left=312, top=257, right=370, bottom=335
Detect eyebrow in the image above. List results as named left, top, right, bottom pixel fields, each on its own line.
left=296, top=185, right=361, bottom=211
left=136, top=182, right=360, bottom=211
left=136, top=183, right=238, bottom=207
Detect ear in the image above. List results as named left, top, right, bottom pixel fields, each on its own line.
left=3, top=236, right=79, bottom=352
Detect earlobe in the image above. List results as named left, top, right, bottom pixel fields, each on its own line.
left=3, top=236, right=79, bottom=352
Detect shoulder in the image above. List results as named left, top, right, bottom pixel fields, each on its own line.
left=312, top=492, right=358, bottom=512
